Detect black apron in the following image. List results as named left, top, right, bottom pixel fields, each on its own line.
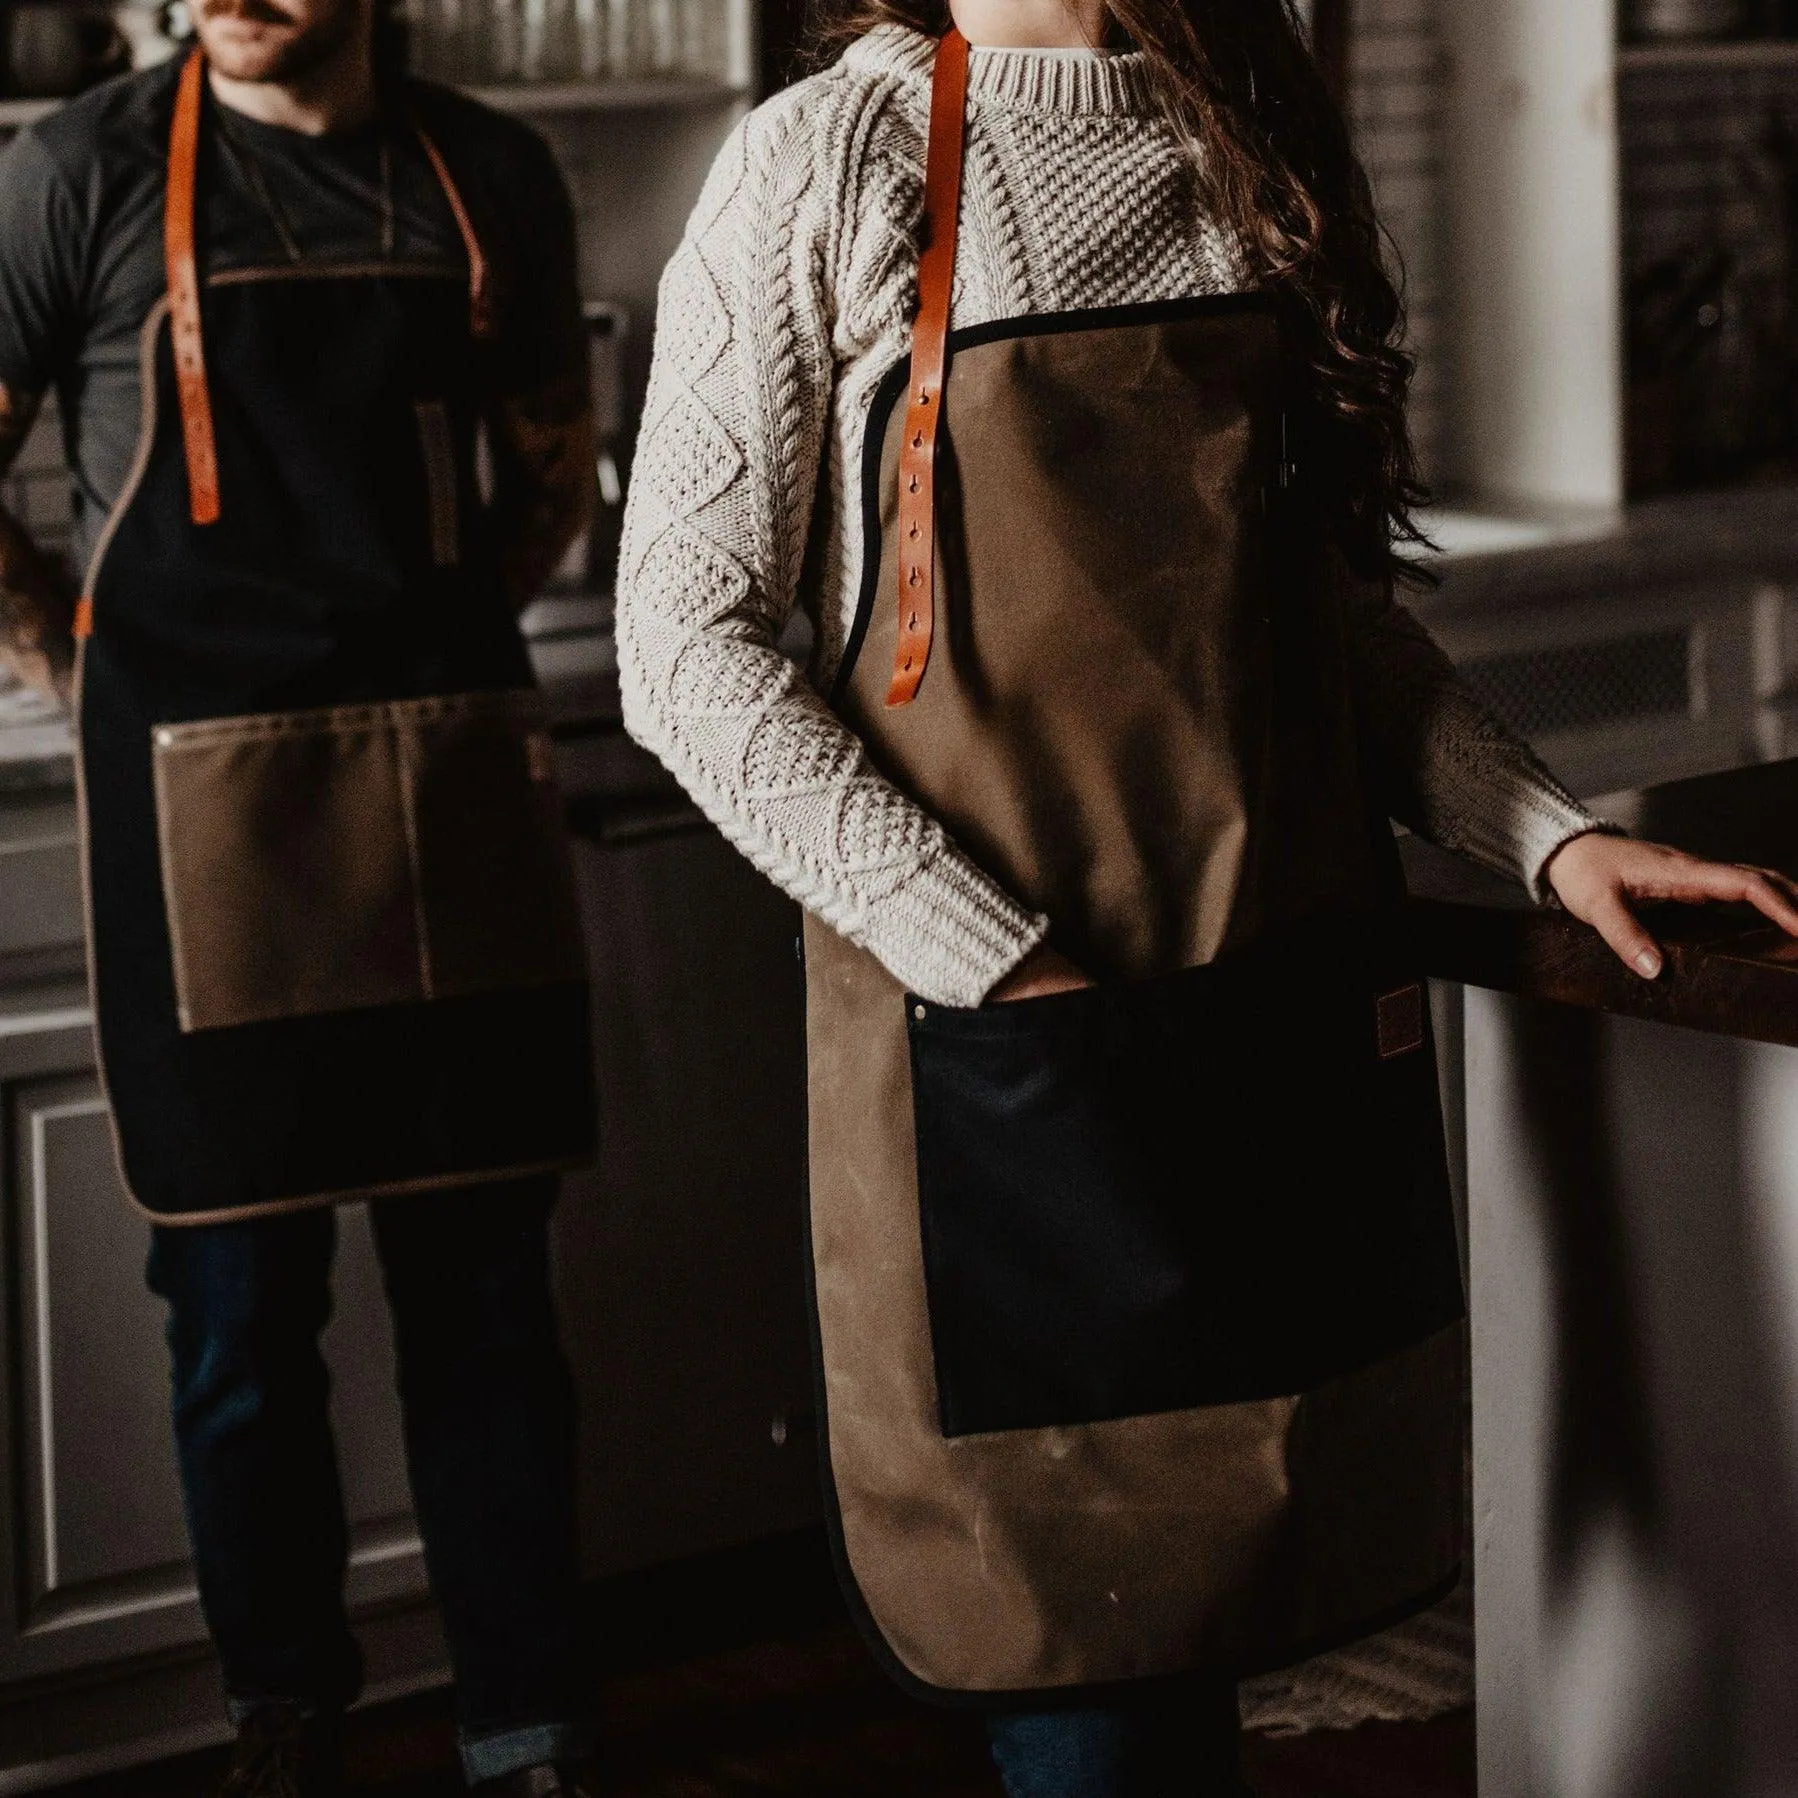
left=801, top=29, right=1465, bottom=1702
left=75, top=52, right=596, bottom=1223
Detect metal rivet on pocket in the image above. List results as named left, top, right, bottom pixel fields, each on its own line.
left=155, top=729, right=173, bottom=747
left=914, top=1004, right=926, bottom=1021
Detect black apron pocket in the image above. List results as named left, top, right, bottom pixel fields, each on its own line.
left=152, top=689, right=585, bottom=1032
left=906, top=914, right=1464, bottom=1438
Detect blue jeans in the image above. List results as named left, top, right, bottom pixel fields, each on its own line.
left=987, top=1678, right=1244, bottom=1798
left=145, top=1176, right=593, bottom=1786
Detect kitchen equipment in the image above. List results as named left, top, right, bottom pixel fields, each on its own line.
left=1626, top=114, right=1798, bottom=494
left=1627, top=246, right=1731, bottom=493
left=541, top=301, right=628, bottom=596
left=5, top=0, right=128, bottom=97
left=1624, top=0, right=1756, bottom=39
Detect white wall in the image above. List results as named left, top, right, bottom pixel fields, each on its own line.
left=1440, top=0, right=1625, bottom=510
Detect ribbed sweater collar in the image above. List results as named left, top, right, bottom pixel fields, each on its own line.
left=843, top=23, right=1158, bottom=117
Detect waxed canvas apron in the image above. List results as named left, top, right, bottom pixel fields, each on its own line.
left=74, top=51, right=596, bottom=1223
left=802, top=28, right=1465, bottom=1702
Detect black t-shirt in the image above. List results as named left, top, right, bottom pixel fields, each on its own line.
left=0, top=59, right=583, bottom=575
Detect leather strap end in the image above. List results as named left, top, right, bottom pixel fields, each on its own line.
left=166, top=49, right=222, bottom=528
left=886, top=643, right=928, bottom=708
left=415, top=123, right=496, bottom=342
left=884, top=27, right=968, bottom=709
left=180, top=402, right=222, bottom=525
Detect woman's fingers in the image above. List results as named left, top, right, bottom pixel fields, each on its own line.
left=1724, top=866, right=1798, bottom=935
left=1582, top=888, right=1664, bottom=980
left=1656, top=860, right=1798, bottom=935
left=1546, top=832, right=1798, bottom=977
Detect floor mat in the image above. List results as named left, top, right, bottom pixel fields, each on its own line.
left=1240, top=1576, right=1473, bottom=1734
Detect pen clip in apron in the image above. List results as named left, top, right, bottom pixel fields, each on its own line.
left=73, top=50, right=595, bottom=1224
left=803, top=28, right=1466, bottom=1702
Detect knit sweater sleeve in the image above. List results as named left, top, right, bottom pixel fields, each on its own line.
left=1342, top=567, right=1606, bottom=899
left=615, top=93, right=1049, bottom=1008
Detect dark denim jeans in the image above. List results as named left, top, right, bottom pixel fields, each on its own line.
left=987, top=1678, right=1245, bottom=1798
left=145, top=1176, right=591, bottom=1785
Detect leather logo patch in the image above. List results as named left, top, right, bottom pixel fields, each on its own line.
left=526, top=731, right=557, bottom=784
left=1376, top=984, right=1426, bottom=1060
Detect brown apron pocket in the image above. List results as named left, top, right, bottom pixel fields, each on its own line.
left=152, top=690, right=584, bottom=1033
left=402, top=704, right=586, bottom=998
left=905, top=915, right=1464, bottom=1439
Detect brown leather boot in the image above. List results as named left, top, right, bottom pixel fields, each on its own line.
left=214, top=1704, right=345, bottom=1798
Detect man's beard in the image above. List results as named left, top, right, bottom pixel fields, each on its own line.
left=198, top=0, right=363, bottom=82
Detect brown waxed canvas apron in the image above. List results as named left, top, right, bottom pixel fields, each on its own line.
left=802, top=28, right=1466, bottom=1702
left=73, top=52, right=595, bottom=1224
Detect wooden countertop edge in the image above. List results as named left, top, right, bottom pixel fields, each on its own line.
left=1405, top=892, right=1798, bottom=1050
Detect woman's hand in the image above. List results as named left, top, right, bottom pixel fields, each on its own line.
left=988, top=942, right=1095, bottom=1003
left=1544, top=830, right=1798, bottom=980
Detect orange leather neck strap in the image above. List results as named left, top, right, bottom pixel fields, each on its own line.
left=414, top=122, right=496, bottom=342
left=160, top=52, right=497, bottom=535
left=885, top=25, right=969, bottom=708
left=166, top=48, right=220, bottom=529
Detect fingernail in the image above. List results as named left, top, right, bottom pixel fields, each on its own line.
left=1635, top=949, right=1662, bottom=979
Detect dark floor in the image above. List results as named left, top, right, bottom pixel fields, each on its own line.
left=57, top=1532, right=1476, bottom=1797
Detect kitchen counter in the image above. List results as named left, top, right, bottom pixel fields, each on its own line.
left=1403, top=754, right=1798, bottom=1050
left=0, top=591, right=627, bottom=800
left=1422, top=481, right=1798, bottom=607
left=1415, top=754, right=1798, bottom=1798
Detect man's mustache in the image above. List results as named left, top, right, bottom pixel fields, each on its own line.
left=200, top=0, right=297, bottom=26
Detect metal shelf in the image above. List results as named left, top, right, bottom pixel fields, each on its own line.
left=463, top=75, right=749, bottom=111
left=0, top=75, right=747, bottom=133
left=1618, top=36, right=1798, bottom=72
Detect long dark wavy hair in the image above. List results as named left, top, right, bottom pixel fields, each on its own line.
left=809, top=0, right=1433, bottom=586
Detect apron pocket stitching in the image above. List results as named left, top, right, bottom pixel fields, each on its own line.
left=392, top=708, right=437, bottom=1001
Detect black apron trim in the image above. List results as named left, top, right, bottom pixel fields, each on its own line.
left=799, top=927, right=1463, bottom=1706
left=830, top=292, right=1282, bottom=706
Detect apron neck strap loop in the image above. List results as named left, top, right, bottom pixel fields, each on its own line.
left=167, top=48, right=222, bottom=528
left=413, top=122, right=497, bottom=342
left=885, top=25, right=969, bottom=709
left=160, top=58, right=501, bottom=535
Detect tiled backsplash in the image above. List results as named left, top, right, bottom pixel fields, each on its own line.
left=1347, top=0, right=1453, bottom=485
left=1618, top=58, right=1798, bottom=489
left=1620, top=60, right=1798, bottom=282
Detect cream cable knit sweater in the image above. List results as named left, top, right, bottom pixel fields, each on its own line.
left=616, top=24, right=1599, bottom=1008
